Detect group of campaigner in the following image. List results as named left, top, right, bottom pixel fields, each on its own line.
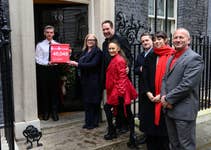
left=35, top=21, right=204, bottom=150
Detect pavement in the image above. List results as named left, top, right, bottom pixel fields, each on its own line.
left=16, top=111, right=211, bottom=150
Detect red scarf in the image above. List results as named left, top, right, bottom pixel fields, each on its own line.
left=154, top=45, right=175, bottom=125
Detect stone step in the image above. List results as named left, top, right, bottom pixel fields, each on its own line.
left=17, top=112, right=146, bottom=150
left=1, top=137, right=9, bottom=150
left=1, top=128, right=19, bottom=150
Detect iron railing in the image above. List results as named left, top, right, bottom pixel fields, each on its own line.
left=191, top=35, right=211, bottom=110
left=115, top=11, right=211, bottom=116
left=131, top=35, right=211, bottom=116
left=0, top=0, right=15, bottom=149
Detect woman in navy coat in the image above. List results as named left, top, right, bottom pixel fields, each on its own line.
left=70, top=34, right=102, bottom=129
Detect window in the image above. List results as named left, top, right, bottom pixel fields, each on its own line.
left=148, top=0, right=176, bottom=35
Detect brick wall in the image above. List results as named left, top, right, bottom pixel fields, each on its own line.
left=177, top=0, right=208, bottom=36
left=1, top=0, right=10, bottom=24
left=207, top=0, right=211, bottom=39
left=115, top=0, right=149, bottom=44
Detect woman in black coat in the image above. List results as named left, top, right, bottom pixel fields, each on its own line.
left=142, top=31, right=174, bottom=150
left=70, top=34, right=102, bottom=129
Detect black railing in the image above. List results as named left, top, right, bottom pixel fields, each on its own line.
left=0, top=0, right=15, bottom=149
left=115, top=11, right=211, bottom=116
left=131, top=35, right=211, bottom=116
left=191, top=35, right=211, bottom=110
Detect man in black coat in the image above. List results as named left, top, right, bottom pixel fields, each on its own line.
left=101, top=20, right=133, bottom=134
left=134, top=32, right=153, bottom=144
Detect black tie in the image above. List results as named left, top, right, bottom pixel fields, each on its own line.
left=48, top=41, right=51, bottom=62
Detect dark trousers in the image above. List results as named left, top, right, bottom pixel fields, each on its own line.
left=84, top=102, right=100, bottom=127
left=146, top=135, right=170, bottom=150
left=36, top=64, right=60, bottom=115
left=104, top=103, right=135, bottom=135
left=116, top=101, right=129, bottom=130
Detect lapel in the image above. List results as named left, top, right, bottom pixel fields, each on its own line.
left=166, top=48, right=191, bottom=76
left=166, top=56, right=174, bottom=75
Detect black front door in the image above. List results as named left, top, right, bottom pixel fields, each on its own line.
left=34, top=3, right=88, bottom=112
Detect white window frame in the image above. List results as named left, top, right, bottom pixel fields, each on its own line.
left=148, top=0, right=177, bottom=34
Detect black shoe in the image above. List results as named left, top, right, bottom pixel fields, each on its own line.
left=82, top=124, right=88, bottom=129
left=86, top=126, right=94, bottom=130
left=127, top=134, right=139, bottom=149
left=137, top=134, right=146, bottom=145
left=43, top=113, right=49, bottom=121
left=119, top=128, right=129, bottom=134
left=52, top=112, right=59, bottom=121
left=127, top=141, right=139, bottom=149
left=93, top=124, right=99, bottom=128
left=104, top=133, right=117, bottom=140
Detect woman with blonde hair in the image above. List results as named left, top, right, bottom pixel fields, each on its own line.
left=70, top=34, right=102, bottom=129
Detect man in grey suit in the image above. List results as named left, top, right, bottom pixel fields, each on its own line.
left=160, top=28, right=204, bottom=150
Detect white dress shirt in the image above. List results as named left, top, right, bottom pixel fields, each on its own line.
left=144, top=47, right=153, bottom=57
left=35, top=39, right=58, bottom=65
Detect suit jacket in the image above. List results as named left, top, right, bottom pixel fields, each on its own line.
left=78, top=46, right=102, bottom=103
left=161, top=48, right=204, bottom=121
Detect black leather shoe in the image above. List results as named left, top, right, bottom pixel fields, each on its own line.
left=104, top=132, right=117, bottom=140
left=119, top=128, right=129, bottom=134
left=86, top=126, right=94, bottom=130
left=43, top=113, right=49, bottom=121
left=104, top=134, right=117, bottom=140
left=52, top=112, right=59, bottom=121
left=127, top=134, right=139, bottom=149
left=82, top=124, right=88, bottom=129
left=137, top=134, right=147, bottom=145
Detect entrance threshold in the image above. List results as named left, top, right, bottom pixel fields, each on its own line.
left=40, top=111, right=84, bottom=129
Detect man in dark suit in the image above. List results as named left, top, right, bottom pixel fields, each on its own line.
left=161, top=28, right=204, bottom=149
left=101, top=20, right=133, bottom=134
left=134, top=32, right=153, bottom=144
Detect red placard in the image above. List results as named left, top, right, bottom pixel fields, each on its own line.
left=50, top=44, right=71, bottom=63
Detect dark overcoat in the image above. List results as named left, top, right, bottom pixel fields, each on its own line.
left=141, top=52, right=168, bottom=136
left=134, top=51, right=150, bottom=131
left=78, top=46, right=102, bottom=104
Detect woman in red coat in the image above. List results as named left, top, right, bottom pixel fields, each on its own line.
left=104, top=40, right=138, bottom=146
